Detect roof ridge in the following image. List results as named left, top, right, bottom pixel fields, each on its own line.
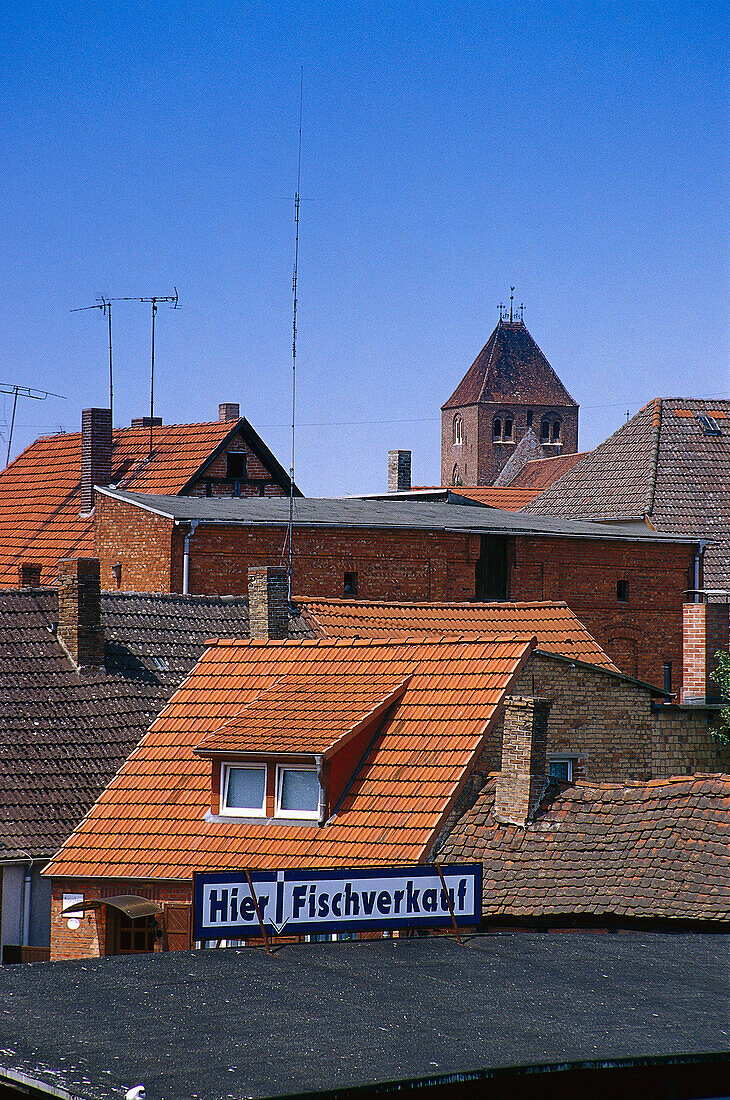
left=206, top=634, right=538, bottom=648
left=297, top=597, right=570, bottom=609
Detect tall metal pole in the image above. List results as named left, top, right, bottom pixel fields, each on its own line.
left=149, top=298, right=157, bottom=457
left=286, top=70, right=303, bottom=604
left=6, top=390, right=19, bottom=468
left=107, top=301, right=114, bottom=428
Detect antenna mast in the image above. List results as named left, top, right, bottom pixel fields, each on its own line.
left=1, top=384, right=67, bottom=467
left=285, top=70, right=303, bottom=603
left=70, top=297, right=114, bottom=425
left=72, top=291, right=178, bottom=456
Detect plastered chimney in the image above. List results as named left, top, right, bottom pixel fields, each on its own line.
left=494, top=696, right=551, bottom=826
left=248, top=566, right=288, bottom=640
left=682, top=600, right=729, bottom=704
left=388, top=450, right=411, bottom=492
left=57, top=557, right=104, bottom=668
left=81, top=408, right=112, bottom=513
left=219, top=403, right=240, bottom=422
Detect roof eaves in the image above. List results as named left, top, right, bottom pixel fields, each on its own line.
left=533, top=649, right=671, bottom=697
left=176, top=419, right=250, bottom=495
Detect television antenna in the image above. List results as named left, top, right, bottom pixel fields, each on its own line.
left=72, top=290, right=179, bottom=456
left=0, top=383, right=67, bottom=467
left=282, top=71, right=303, bottom=603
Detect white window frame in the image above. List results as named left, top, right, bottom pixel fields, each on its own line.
left=220, top=763, right=267, bottom=817
left=275, top=765, right=321, bottom=820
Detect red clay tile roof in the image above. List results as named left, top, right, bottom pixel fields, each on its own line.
left=0, top=419, right=237, bottom=586
left=196, top=671, right=413, bottom=757
left=449, top=487, right=542, bottom=509
left=524, top=398, right=730, bottom=589
left=297, top=598, right=619, bottom=671
left=45, top=636, right=535, bottom=880
left=442, top=320, right=577, bottom=410
left=503, top=451, right=590, bottom=489
left=437, top=773, right=730, bottom=922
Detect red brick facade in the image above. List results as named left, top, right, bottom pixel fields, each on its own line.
left=95, top=498, right=695, bottom=689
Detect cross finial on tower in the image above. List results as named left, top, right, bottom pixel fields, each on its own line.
left=509, top=287, right=515, bottom=322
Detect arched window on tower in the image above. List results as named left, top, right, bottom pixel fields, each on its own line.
left=503, top=417, right=513, bottom=440
left=492, top=417, right=502, bottom=440
left=551, top=420, right=561, bottom=442
left=541, top=418, right=550, bottom=443
left=452, top=464, right=462, bottom=487
left=453, top=415, right=463, bottom=445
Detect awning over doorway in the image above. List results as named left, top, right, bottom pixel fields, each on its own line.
left=60, top=895, right=164, bottom=919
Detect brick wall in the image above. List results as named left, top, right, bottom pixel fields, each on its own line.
left=50, top=880, right=192, bottom=961
left=475, top=652, right=721, bottom=782
left=682, top=602, right=730, bottom=703
left=441, top=403, right=579, bottom=486
left=95, top=494, right=175, bottom=591
left=511, top=535, right=693, bottom=688
left=96, top=503, right=694, bottom=688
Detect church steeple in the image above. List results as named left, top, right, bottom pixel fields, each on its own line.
left=441, top=305, right=579, bottom=486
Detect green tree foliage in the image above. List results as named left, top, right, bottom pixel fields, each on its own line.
left=710, top=650, right=730, bottom=745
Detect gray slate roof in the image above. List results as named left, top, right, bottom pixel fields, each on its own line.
left=524, top=398, right=730, bottom=588
left=0, top=934, right=726, bottom=1100
left=99, top=488, right=696, bottom=544
left=0, top=589, right=311, bottom=860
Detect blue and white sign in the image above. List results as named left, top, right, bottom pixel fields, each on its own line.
left=193, top=863, right=481, bottom=940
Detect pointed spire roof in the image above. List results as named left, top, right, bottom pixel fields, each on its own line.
left=442, top=320, right=578, bottom=409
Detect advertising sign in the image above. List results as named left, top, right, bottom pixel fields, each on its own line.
left=193, top=863, right=481, bottom=940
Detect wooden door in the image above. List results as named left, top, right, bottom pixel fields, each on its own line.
left=164, top=904, right=192, bottom=951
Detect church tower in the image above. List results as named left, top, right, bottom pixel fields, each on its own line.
left=441, top=302, right=579, bottom=486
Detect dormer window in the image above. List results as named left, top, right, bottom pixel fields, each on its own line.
left=220, top=764, right=266, bottom=817
left=276, top=766, right=320, bottom=819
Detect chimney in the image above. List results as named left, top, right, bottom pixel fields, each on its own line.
left=219, top=403, right=240, bottom=422
left=248, top=566, right=288, bottom=640
left=81, top=408, right=112, bottom=513
left=682, top=600, right=729, bottom=704
left=131, top=416, right=163, bottom=428
left=57, top=557, right=104, bottom=668
left=494, top=696, right=551, bottom=826
left=388, top=450, right=411, bottom=492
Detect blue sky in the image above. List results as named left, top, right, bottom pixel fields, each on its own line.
left=0, top=0, right=727, bottom=494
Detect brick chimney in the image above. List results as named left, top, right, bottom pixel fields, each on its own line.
left=57, top=557, right=104, bottom=668
left=131, top=416, right=163, bottom=428
left=81, top=408, right=112, bottom=513
left=494, top=696, right=551, bottom=826
left=248, top=566, right=288, bottom=640
left=682, top=600, right=729, bottom=704
left=219, top=403, right=240, bottom=422
left=388, top=450, right=411, bottom=492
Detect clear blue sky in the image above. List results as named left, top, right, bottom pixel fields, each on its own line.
left=0, top=0, right=727, bottom=494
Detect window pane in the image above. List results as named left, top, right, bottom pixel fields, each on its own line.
left=226, top=767, right=265, bottom=810
left=280, top=769, right=319, bottom=813
left=550, top=760, right=571, bottom=782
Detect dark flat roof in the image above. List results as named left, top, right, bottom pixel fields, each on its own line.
left=97, top=489, right=697, bottom=544
left=0, top=934, right=726, bottom=1100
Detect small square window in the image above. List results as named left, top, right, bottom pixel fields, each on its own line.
left=276, top=766, right=320, bottom=819
left=344, top=571, right=358, bottom=597
left=617, top=579, right=628, bottom=602
left=226, top=452, right=247, bottom=480
left=549, top=759, right=573, bottom=782
left=221, top=764, right=266, bottom=816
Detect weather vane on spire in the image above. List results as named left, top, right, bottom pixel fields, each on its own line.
left=499, top=289, right=525, bottom=323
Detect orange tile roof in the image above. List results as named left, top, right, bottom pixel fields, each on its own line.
left=450, top=487, right=542, bottom=509
left=0, top=420, right=235, bottom=586
left=196, top=671, right=413, bottom=756
left=298, top=599, right=619, bottom=671
left=505, top=451, right=589, bottom=490
left=45, top=636, right=535, bottom=880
